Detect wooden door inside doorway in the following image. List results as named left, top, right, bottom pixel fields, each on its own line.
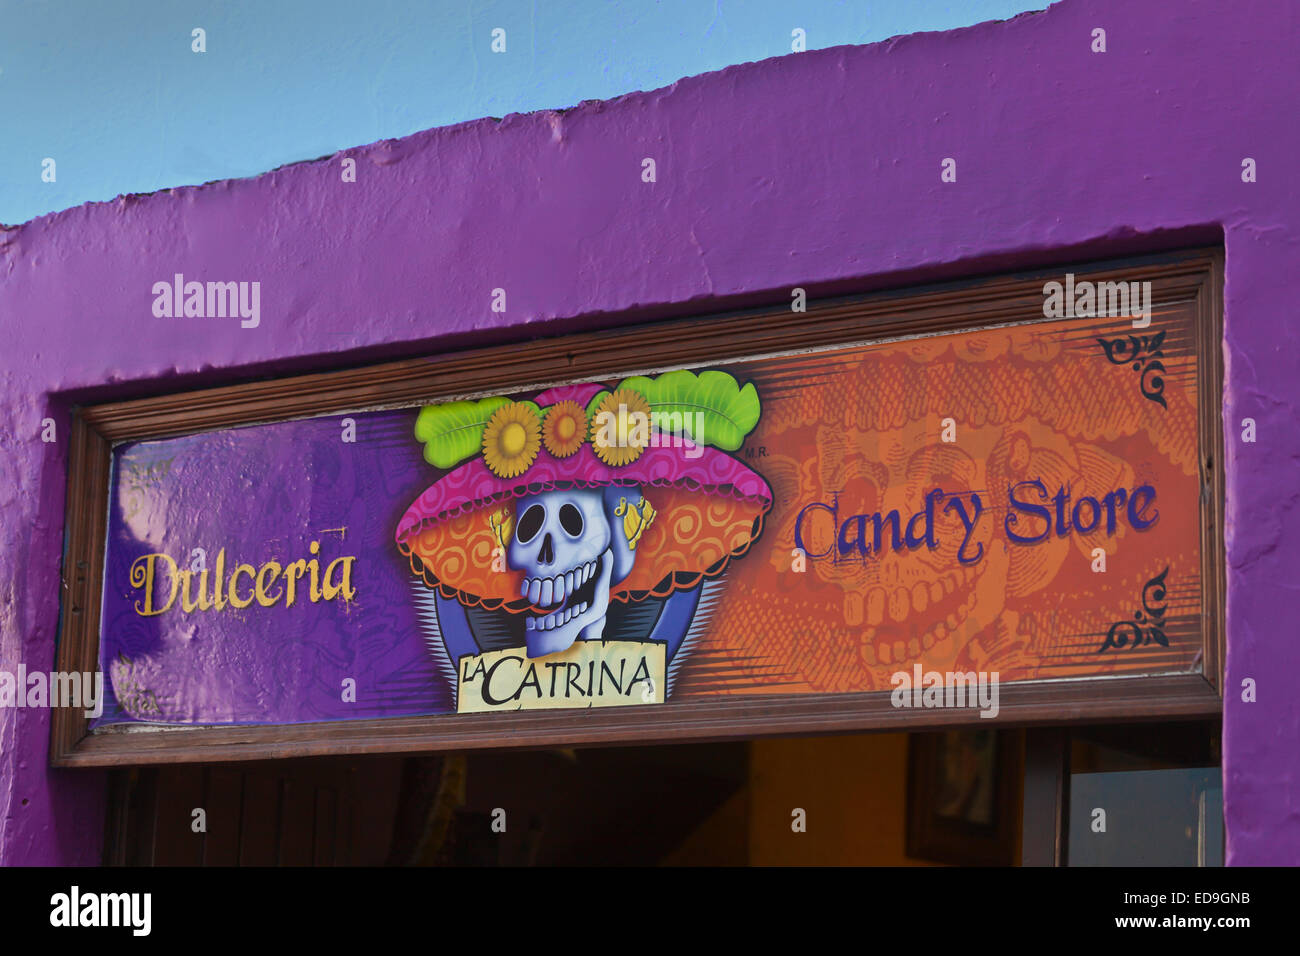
left=104, top=755, right=407, bottom=866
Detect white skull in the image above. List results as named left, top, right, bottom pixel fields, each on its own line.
left=508, top=486, right=641, bottom=657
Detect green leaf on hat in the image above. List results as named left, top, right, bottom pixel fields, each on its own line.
left=414, top=396, right=511, bottom=469
left=618, top=369, right=760, bottom=451
left=584, top=390, right=611, bottom=421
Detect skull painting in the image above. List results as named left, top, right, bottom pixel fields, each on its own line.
left=507, top=485, right=643, bottom=657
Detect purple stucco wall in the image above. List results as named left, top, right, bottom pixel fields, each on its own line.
left=2, top=0, right=1296, bottom=865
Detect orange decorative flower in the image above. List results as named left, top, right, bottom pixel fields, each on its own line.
left=590, top=389, right=651, bottom=466
left=482, top=402, right=541, bottom=478
left=542, top=401, right=587, bottom=458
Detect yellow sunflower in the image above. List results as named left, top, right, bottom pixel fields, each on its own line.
left=590, top=388, right=651, bottom=466
left=482, top=402, right=541, bottom=478
left=542, top=401, right=587, bottom=458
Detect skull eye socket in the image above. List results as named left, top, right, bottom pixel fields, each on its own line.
left=559, top=503, right=584, bottom=537
left=516, top=504, right=545, bottom=544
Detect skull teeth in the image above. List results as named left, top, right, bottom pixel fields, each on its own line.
left=520, top=561, right=600, bottom=610
left=524, top=601, right=591, bottom=631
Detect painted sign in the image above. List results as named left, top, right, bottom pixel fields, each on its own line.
left=95, top=306, right=1204, bottom=726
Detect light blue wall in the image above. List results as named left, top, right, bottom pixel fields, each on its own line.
left=0, top=1, right=1043, bottom=225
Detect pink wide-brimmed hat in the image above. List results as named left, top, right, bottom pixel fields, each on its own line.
left=395, top=378, right=772, bottom=610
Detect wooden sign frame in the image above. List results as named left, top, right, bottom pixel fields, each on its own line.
left=51, top=248, right=1225, bottom=767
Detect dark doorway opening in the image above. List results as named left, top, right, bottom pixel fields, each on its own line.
left=104, top=721, right=1220, bottom=866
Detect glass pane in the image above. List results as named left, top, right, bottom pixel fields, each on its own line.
left=1068, top=767, right=1223, bottom=866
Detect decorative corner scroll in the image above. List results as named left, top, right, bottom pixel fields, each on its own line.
left=1096, top=330, right=1167, bottom=408
left=1098, top=566, right=1170, bottom=653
